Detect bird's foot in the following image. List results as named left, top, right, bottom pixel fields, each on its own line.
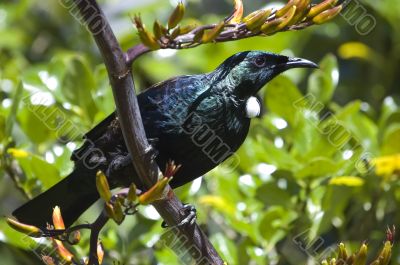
left=161, top=204, right=197, bottom=228
left=147, top=137, right=159, bottom=147
left=179, top=204, right=197, bottom=226
left=143, top=143, right=159, bottom=162
left=108, top=153, right=132, bottom=173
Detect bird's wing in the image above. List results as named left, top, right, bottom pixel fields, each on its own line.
left=138, top=74, right=209, bottom=137
left=80, top=75, right=197, bottom=140
left=71, top=74, right=208, bottom=161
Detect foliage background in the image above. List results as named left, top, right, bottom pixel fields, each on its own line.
left=0, top=0, right=399, bottom=264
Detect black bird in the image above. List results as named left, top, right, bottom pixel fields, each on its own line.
left=12, top=51, right=317, bottom=228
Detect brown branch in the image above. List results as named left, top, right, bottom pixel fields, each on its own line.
left=125, top=44, right=150, bottom=64
left=73, top=0, right=223, bottom=264
left=87, top=211, right=109, bottom=265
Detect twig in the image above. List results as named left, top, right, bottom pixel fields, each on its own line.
left=88, top=211, right=109, bottom=265
left=125, top=0, right=346, bottom=65
left=125, top=44, right=150, bottom=64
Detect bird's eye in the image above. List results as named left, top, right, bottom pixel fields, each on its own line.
left=253, top=56, right=266, bottom=68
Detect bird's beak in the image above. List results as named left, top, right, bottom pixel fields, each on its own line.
left=283, top=57, right=319, bottom=70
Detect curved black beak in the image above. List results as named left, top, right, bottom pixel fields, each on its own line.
left=285, top=57, right=319, bottom=69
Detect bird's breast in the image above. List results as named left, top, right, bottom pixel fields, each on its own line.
left=140, top=88, right=251, bottom=187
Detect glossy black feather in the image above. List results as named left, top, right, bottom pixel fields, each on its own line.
left=12, top=51, right=317, bottom=228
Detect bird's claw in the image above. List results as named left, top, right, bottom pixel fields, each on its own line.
left=148, top=137, right=159, bottom=147
left=161, top=204, right=197, bottom=228
left=144, top=144, right=159, bottom=162
left=110, top=153, right=132, bottom=171
left=179, top=204, right=197, bottom=226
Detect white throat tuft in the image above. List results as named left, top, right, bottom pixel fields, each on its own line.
left=245, top=96, right=261, bottom=118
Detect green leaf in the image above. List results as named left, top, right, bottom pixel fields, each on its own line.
left=93, top=65, right=115, bottom=117
left=318, top=185, right=354, bottom=235
left=295, top=157, right=341, bottom=179
left=265, top=75, right=303, bottom=125
left=11, top=151, right=60, bottom=189
left=0, top=219, right=37, bottom=250
left=381, top=123, right=400, bottom=155
left=0, top=115, right=6, bottom=142
left=308, top=54, right=338, bottom=104
left=18, top=105, right=56, bottom=144
left=211, top=233, right=238, bottom=264
left=332, top=100, right=362, bottom=120
left=258, top=206, right=297, bottom=244
left=343, top=111, right=378, bottom=154
left=256, top=182, right=292, bottom=207
left=290, top=110, right=339, bottom=161
left=61, top=56, right=98, bottom=122
left=31, top=155, right=61, bottom=188
left=5, top=81, right=23, bottom=139
left=327, top=101, right=379, bottom=154
left=53, top=146, right=74, bottom=176
left=380, top=111, right=400, bottom=132
left=261, top=139, right=302, bottom=171
left=246, top=246, right=268, bottom=265
left=379, top=97, right=400, bottom=129
left=154, top=247, right=182, bottom=265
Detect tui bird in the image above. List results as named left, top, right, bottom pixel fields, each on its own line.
left=12, top=51, right=317, bottom=228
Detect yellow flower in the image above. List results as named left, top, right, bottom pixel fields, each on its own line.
left=372, top=154, right=400, bottom=176
left=329, top=176, right=364, bottom=187
left=52, top=206, right=65, bottom=229
left=138, top=176, right=172, bottom=205
left=6, top=218, right=42, bottom=237
left=198, top=195, right=236, bottom=216
left=7, top=148, right=29, bottom=158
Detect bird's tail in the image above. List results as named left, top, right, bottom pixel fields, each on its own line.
left=12, top=169, right=99, bottom=229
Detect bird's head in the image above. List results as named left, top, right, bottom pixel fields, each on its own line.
left=215, top=51, right=318, bottom=99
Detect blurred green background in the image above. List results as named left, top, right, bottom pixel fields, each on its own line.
left=0, top=0, right=399, bottom=264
